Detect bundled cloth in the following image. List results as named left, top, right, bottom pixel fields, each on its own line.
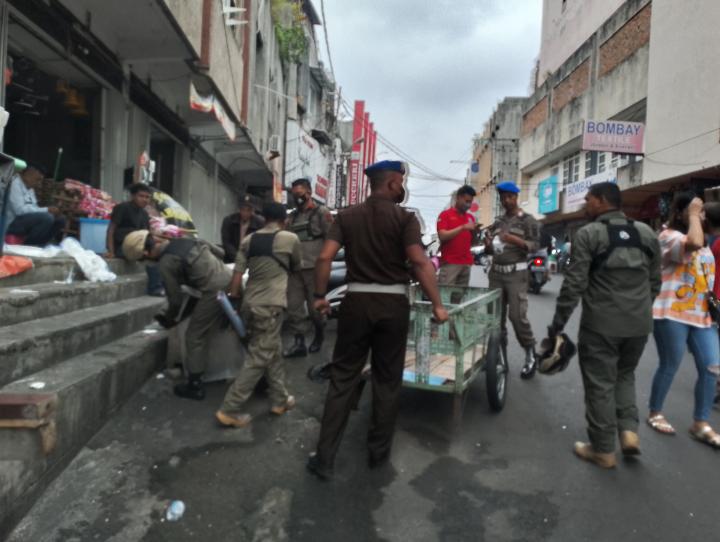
left=64, top=179, right=114, bottom=219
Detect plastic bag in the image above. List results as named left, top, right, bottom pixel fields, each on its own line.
left=492, top=235, right=506, bottom=255
left=0, top=255, right=33, bottom=279
left=60, top=237, right=116, bottom=282
left=3, top=244, right=63, bottom=258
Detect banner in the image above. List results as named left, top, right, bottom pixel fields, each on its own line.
left=582, top=120, right=644, bottom=154
left=348, top=101, right=365, bottom=205
left=564, top=169, right=617, bottom=212
left=537, top=175, right=559, bottom=214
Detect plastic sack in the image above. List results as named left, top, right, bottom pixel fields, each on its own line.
left=0, top=255, right=33, bottom=279
left=492, top=235, right=506, bottom=255
left=60, top=237, right=117, bottom=282
left=3, top=244, right=63, bottom=258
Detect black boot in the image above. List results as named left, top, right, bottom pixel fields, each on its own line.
left=520, top=347, right=537, bottom=380
left=174, top=373, right=206, bottom=400
left=308, top=323, right=325, bottom=353
left=283, top=334, right=307, bottom=358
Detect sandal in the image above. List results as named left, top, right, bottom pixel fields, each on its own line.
left=689, top=425, right=720, bottom=449
left=647, top=414, right=676, bottom=435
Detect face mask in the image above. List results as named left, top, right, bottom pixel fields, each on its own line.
left=294, top=195, right=308, bottom=207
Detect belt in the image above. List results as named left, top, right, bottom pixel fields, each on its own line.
left=492, top=262, right=528, bottom=273
left=346, top=282, right=408, bottom=295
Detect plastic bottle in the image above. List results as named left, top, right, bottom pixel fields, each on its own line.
left=166, top=500, right=186, bottom=522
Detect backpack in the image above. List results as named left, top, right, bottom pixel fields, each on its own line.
left=590, top=219, right=654, bottom=272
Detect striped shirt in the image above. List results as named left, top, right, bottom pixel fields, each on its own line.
left=652, top=228, right=715, bottom=327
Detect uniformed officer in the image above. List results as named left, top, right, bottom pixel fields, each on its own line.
left=484, top=181, right=541, bottom=378
left=305, top=160, right=449, bottom=480
left=547, top=182, right=660, bottom=468
left=283, top=178, right=334, bottom=357
left=215, top=202, right=302, bottom=427
left=122, top=230, right=232, bottom=400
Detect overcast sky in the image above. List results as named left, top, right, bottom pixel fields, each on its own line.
left=320, top=0, right=542, bottom=230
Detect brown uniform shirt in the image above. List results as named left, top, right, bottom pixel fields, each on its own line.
left=235, top=223, right=302, bottom=308
left=328, top=195, right=422, bottom=284
left=287, top=203, right=333, bottom=269
left=488, top=211, right=541, bottom=265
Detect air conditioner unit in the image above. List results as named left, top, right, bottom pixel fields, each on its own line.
left=268, top=134, right=280, bottom=153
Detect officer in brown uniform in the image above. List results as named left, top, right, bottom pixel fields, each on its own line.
left=484, top=181, right=541, bottom=379
left=283, top=178, right=334, bottom=357
left=121, top=230, right=232, bottom=400
left=305, top=160, right=449, bottom=480
left=215, top=202, right=302, bottom=427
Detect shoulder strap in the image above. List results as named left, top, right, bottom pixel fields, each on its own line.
left=247, top=232, right=291, bottom=273
left=590, top=219, right=654, bottom=272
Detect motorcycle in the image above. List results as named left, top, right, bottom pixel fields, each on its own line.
left=528, top=252, right=549, bottom=294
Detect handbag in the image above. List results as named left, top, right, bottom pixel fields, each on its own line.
left=699, top=255, right=720, bottom=324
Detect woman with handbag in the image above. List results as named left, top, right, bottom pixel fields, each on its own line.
left=647, top=193, right=720, bottom=448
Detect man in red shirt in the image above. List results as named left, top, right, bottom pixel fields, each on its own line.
left=437, top=185, right=480, bottom=286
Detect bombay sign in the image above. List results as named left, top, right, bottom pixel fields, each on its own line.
left=582, top=120, right=644, bottom=155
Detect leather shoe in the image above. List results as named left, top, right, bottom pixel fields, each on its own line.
left=306, top=452, right=333, bottom=481
left=573, top=442, right=617, bottom=468
left=283, top=334, right=307, bottom=358
left=173, top=376, right=205, bottom=401
left=270, top=395, right=296, bottom=415
left=619, top=431, right=641, bottom=456
left=215, top=410, right=252, bottom=427
left=368, top=452, right=390, bottom=469
left=309, top=325, right=324, bottom=353
left=520, top=348, right=537, bottom=380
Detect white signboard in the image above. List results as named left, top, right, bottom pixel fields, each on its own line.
left=564, top=169, right=617, bottom=212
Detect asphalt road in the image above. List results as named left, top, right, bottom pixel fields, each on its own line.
left=9, top=273, right=719, bottom=542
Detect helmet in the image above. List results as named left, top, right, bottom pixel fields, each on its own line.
left=122, top=229, right=150, bottom=261
left=538, top=333, right=577, bottom=375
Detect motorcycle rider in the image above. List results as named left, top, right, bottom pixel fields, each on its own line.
left=484, top=181, right=541, bottom=379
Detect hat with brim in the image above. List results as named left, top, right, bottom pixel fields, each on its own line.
left=538, top=333, right=577, bottom=375
left=122, top=229, right=150, bottom=261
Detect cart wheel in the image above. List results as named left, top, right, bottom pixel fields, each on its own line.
left=485, top=332, right=508, bottom=412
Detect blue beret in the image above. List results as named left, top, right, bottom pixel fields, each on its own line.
left=496, top=181, right=520, bottom=194
left=364, top=160, right=405, bottom=175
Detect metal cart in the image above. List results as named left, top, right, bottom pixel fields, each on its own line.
left=403, top=285, right=508, bottom=423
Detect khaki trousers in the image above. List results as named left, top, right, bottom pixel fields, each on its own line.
left=221, top=306, right=289, bottom=412
left=286, top=268, right=324, bottom=335
left=437, top=263, right=470, bottom=286
left=578, top=328, right=647, bottom=453
left=488, top=269, right=535, bottom=348
left=315, top=292, right=410, bottom=466
left=185, top=293, right=226, bottom=374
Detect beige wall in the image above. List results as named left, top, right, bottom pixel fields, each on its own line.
left=642, top=0, right=720, bottom=184
left=538, top=0, right=626, bottom=86
left=162, top=0, right=203, bottom=58
left=207, top=3, right=245, bottom=122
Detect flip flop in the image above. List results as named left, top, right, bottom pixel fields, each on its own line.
left=647, top=414, right=676, bottom=435
left=689, top=425, right=720, bottom=449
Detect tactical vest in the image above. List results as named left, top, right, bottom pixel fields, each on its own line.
left=247, top=232, right=291, bottom=273
left=590, top=219, right=655, bottom=272
left=288, top=207, right=322, bottom=242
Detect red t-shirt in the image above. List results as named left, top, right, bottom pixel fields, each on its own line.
left=437, top=207, right=475, bottom=265
left=711, top=237, right=720, bottom=297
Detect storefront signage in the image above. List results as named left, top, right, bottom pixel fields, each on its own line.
left=190, top=83, right=236, bottom=141
left=537, top=175, right=559, bottom=214
left=564, top=168, right=617, bottom=211
left=315, top=175, right=329, bottom=202
left=582, top=120, right=644, bottom=154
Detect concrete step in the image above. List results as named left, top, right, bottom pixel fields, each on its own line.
left=0, top=256, right=146, bottom=288
left=0, top=296, right=165, bottom=387
left=0, top=328, right=168, bottom=536
left=0, top=274, right=148, bottom=327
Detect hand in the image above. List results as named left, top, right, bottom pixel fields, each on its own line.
left=154, top=313, right=175, bottom=329
left=547, top=320, right=563, bottom=339
left=48, top=206, right=60, bottom=215
left=474, top=222, right=483, bottom=230
left=432, top=304, right=449, bottom=324
left=104, top=252, right=115, bottom=260
left=462, top=222, right=476, bottom=231
left=688, top=197, right=704, bottom=217
left=314, top=298, right=330, bottom=316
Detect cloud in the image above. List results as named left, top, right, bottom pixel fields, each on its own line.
left=320, top=0, right=542, bottom=227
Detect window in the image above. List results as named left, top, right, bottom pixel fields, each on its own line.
left=598, top=152, right=606, bottom=173
left=563, top=153, right=580, bottom=186
left=584, top=152, right=594, bottom=178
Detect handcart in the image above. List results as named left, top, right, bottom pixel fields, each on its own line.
left=403, top=285, right=508, bottom=423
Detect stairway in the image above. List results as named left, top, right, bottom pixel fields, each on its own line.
left=0, top=256, right=168, bottom=537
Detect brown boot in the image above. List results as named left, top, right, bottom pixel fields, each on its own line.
left=215, top=410, right=252, bottom=428
left=573, top=442, right=617, bottom=468
left=619, top=431, right=641, bottom=456
left=270, top=395, right=296, bottom=416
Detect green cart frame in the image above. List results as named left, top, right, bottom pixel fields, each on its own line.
left=404, top=285, right=508, bottom=423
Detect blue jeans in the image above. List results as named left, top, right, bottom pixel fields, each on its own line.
left=649, top=318, right=720, bottom=421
